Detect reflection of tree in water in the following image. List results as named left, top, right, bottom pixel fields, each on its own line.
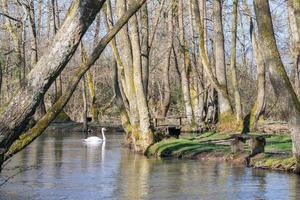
left=290, top=173, right=300, bottom=199
left=54, top=134, right=64, bottom=178
left=116, top=148, right=151, bottom=200
left=251, top=169, right=267, bottom=199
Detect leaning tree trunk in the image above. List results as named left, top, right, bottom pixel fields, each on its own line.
left=2, top=0, right=147, bottom=167
left=0, top=0, right=106, bottom=168
left=254, top=0, right=300, bottom=173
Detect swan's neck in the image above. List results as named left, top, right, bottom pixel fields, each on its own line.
left=102, top=130, right=106, bottom=140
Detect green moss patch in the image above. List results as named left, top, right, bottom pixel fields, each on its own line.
left=250, top=153, right=295, bottom=172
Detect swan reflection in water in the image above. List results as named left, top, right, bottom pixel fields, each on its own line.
left=83, top=128, right=107, bottom=165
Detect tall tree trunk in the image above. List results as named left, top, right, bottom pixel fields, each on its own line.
left=289, top=0, right=300, bottom=98
left=193, top=0, right=233, bottom=129
left=81, top=44, right=99, bottom=123
left=116, top=0, right=140, bottom=131
left=213, top=0, right=232, bottom=118
left=178, top=0, right=194, bottom=124
left=243, top=0, right=266, bottom=130
left=160, top=6, right=174, bottom=117
left=129, top=11, right=153, bottom=150
left=0, top=0, right=105, bottom=168
left=254, top=0, right=300, bottom=173
left=229, top=0, right=242, bottom=121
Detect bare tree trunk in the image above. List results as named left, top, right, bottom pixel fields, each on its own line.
left=213, top=0, right=232, bottom=118
left=81, top=44, right=99, bottom=123
left=229, top=0, right=242, bottom=121
left=254, top=0, right=300, bottom=173
left=160, top=7, right=173, bottom=117
left=140, top=3, right=149, bottom=96
left=81, top=75, right=88, bottom=133
left=243, top=0, right=266, bottom=130
left=289, top=0, right=300, bottom=98
left=37, top=0, right=43, bottom=37
left=129, top=11, right=153, bottom=150
left=178, top=0, right=194, bottom=124
left=116, top=0, right=140, bottom=131
left=0, top=0, right=105, bottom=168
left=193, top=0, right=233, bottom=129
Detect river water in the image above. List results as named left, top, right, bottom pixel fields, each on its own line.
left=0, top=130, right=300, bottom=200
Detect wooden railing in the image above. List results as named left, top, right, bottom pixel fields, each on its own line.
left=152, top=117, right=187, bottom=128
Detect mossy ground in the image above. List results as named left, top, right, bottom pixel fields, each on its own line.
left=147, top=132, right=296, bottom=172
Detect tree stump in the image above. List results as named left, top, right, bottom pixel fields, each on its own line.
left=230, top=137, right=245, bottom=153
left=249, top=136, right=266, bottom=156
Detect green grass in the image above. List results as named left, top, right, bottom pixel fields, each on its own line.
left=147, top=132, right=296, bottom=172
left=147, top=138, right=230, bottom=159
left=265, top=135, right=292, bottom=153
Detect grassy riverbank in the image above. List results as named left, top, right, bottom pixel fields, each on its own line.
left=147, top=132, right=296, bottom=173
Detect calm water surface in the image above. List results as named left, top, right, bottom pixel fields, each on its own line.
left=1, top=130, right=300, bottom=200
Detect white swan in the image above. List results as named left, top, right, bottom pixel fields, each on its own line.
left=84, top=127, right=107, bottom=143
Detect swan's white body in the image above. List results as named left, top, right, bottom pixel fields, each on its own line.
left=84, top=128, right=106, bottom=144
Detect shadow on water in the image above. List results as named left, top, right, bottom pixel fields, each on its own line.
left=1, top=130, right=300, bottom=200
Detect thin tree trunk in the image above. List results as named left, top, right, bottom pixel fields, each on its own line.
left=37, top=0, right=43, bottom=37
left=140, top=3, right=149, bottom=96
left=229, top=0, right=242, bottom=121
left=81, top=75, right=88, bottom=133
left=1, top=0, right=23, bottom=86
